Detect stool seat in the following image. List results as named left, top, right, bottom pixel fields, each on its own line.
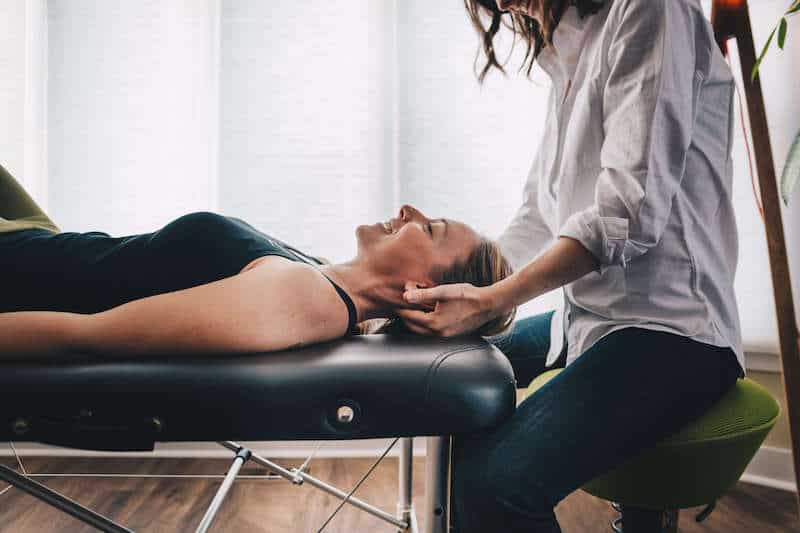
left=524, top=368, right=780, bottom=510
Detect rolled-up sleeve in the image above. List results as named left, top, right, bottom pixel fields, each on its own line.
left=558, top=0, right=709, bottom=271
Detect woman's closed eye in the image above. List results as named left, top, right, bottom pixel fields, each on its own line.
left=426, top=219, right=449, bottom=240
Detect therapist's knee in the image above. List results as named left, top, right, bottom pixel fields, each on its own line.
left=489, top=312, right=554, bottom=357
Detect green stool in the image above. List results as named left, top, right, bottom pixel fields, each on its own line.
left=523, top=369, right=781, bottom=532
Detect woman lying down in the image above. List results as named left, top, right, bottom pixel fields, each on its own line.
left=0, top=165, right=515, bottom=359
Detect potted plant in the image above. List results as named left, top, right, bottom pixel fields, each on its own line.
left=752, top=0, right=799, bottom=204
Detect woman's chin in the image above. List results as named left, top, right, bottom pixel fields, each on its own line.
left=355, top=224, right=371, bottom=243
left=354, top=225, right=376, bottom=254
left=355, top=223, right=386, bottom=245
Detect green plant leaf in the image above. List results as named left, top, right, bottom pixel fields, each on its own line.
left=752, top=27, right=777, bottom=81
left=788, top=0, right=800, bottom=14
left=778, top=18, right=788, bottom=49
left=782, top=130, right=800, bottom=206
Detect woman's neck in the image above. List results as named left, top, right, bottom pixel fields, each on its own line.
left=318, top=261, right=405, bottom=324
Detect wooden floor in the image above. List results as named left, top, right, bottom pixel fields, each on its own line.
left=0, top=457, right=797, bottom=532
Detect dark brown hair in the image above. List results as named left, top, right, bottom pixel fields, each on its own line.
left=464, top=0, right=606, bottom=82
left=364, top=237, right=517, bottom=337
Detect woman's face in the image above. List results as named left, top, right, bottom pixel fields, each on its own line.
left=356, top=204, right=481, bottom=286
left=495, top=0, right=539, bottom=18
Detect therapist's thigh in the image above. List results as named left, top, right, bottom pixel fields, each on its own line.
left=452, top=328, right=741, bottom=533
left=489, top=310, right=558, bottom=388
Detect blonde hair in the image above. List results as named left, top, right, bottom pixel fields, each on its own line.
left=363, top=237, right=516, bottom=337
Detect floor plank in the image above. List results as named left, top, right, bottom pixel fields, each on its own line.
left=0, top=457, right=796, bottom=532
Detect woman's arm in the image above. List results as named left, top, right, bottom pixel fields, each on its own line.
left=0, top=257, right=350, bottom=359
left=85, top=258, right=349, bottom=356
left=0, top=311, right=87, bottom=359
left=492, top=237, right=598, bottom=310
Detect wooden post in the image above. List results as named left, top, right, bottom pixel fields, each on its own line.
left=711, top=0, right=800, bottom=514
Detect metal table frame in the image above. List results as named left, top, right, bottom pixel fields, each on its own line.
left=0, top=437, right=453, bottom=533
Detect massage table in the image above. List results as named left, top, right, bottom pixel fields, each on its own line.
left=0, top=334, right=516, bottom=533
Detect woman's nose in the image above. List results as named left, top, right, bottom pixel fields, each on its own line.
left=399, top=205, right=429, bottom=225
left=399, top=205, right=417, bottom=222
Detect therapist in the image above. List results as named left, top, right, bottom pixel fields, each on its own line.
left=399, top=0, right=745, bottom=531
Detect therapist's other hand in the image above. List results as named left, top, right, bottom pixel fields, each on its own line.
left=398, top=283, right=497, bottom=337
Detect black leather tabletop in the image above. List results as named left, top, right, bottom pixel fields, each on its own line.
left=0, top=335, right=516, bottom=451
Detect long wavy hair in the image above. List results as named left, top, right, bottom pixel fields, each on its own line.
left=464, top=0, right=607, bottom=83
left=363, top=237, right=517, bottom=337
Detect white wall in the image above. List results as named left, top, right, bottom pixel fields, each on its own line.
left=0, top=0, right=28, bottom=178
left=0, top=0, right=47, bottom=202
left=217, top=0, right=388, bottom=263
left=46, top=0, right=220, bottom=235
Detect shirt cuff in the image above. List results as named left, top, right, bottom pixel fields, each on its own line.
left=558, top=208, right=631, bottom=274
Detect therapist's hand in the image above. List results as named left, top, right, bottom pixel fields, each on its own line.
left=397, top=283, right=500, bottom=337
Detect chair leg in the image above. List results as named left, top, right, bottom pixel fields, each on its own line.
left=618, top=506, right=679, bottom=533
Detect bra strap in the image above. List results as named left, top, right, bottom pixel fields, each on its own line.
left=320, top=275, right=358, bottom=335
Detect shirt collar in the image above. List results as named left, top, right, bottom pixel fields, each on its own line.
left=536, top=5, right=589, bottom=82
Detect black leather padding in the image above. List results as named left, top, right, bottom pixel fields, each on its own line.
left=0, top=335, right=517, bottom=451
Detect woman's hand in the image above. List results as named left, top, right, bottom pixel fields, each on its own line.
left=396, top=283, right=502, bottom=337
left=396, top=238, right=598, bottom=337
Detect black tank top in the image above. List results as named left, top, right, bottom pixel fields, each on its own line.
left=0, top=211, right=358, bottom=333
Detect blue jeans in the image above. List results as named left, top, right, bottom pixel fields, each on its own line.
left=451, top=312, right=742, bottom=532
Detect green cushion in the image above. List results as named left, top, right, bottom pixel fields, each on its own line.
left=523, top=368, right=781, bottom=510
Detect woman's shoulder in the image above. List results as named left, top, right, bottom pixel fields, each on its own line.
left=243, top=258, right=353, bottom=338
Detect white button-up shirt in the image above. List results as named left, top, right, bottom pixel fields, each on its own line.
left=497, top=0, right=745, bottom=375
